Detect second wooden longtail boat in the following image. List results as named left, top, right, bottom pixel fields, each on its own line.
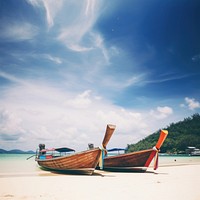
left=35, top=124, right=116, bottom=175
left=100, top=129, right=168, bottom=172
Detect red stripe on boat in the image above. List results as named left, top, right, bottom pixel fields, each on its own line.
left=144, top=151, right=156, bottom=167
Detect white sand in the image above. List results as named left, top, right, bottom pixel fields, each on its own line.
left=0, top=164, right=200, bottom=200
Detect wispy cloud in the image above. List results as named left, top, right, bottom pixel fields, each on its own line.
left=57, top=1, right=102, bottom=52
left=28, top=0, right=110, bottom=63
left=42, top=54, right=62, bottom=64
left=90, top=32, right=113, bottom=65
left=27, top=0, right=63, bottom=28
left=0, top=71, right=29, bottom=86
left=43, top=0, right=63, bottom=28
left=27, top=0, right=41, bottom=7
left=124, top=74, right=146, bottom=88
left=144, top=72, right=195, bottom=85
left=27, top=0, right=117, bottom=72
left=99, top=73, right=146, bottom=91
left=0, top=21, right=38, bottom=42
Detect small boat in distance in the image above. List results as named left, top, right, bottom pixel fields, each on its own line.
left=190, top=148, right=200, bottom=156
left=186, top=146, right=200, bottom=156
left=100, top=130, right=168, bottom=172
left=35, top=124, right=116, bottom=175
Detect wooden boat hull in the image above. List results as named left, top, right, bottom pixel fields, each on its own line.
left=103, top=149, right=155, bottom=172
left=36, top=148, right=101, bottom=175
left=102, top=130, right=168, bottom=172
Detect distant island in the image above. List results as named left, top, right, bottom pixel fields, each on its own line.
left=127, top=113, right=200, bottom=154
left=0, top=149, right=35, bottom=154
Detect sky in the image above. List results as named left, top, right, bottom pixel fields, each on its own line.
left=0, top=0, right=200, bottom=151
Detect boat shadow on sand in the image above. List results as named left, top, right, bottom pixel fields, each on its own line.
left=38, top=166, right=168, bottom=177
left=38, top=166, right=106, bottom=176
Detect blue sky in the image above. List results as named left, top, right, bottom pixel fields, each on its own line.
left=0, top=0, right=200, bottom=151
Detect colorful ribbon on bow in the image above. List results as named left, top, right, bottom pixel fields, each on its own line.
left=99, top=145, right=107, bottom=170
left=144, top=147, right=159, bottom=170
left=153, top=146, right=159, bottom=170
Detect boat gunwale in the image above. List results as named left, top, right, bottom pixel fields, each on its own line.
left=105, top=148, right=155, bottom=159
left=35, top=147, right=101, bottom=162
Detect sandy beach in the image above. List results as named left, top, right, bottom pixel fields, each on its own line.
left=0, top=163, right=200, bottom=200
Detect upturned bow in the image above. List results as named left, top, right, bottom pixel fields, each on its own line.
left=144, top=130, right=168, bottom=170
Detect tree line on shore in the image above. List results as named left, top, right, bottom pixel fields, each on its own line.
left=126, top=113, right=200, bottom=154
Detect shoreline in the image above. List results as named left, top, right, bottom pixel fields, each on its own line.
left=0, top=164, right=200, bottom=200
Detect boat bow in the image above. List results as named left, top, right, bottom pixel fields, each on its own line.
left=145, top=129, right=168, bottom=170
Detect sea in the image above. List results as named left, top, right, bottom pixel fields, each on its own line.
left=0, top=154, right=200, bottom=176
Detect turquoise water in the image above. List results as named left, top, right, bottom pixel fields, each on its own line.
left=0, top=154, right=39, bottom=174
left=0, top=154, right=200, bottom=175
left=156, top=154, right=200, bottom=166
left=147, top=154, right=200, bottom=168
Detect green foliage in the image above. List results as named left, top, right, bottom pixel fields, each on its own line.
left=126, top=113, right=200, bottom=154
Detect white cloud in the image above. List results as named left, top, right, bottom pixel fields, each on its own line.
left=184, top=97, right=200, bottom=110
left=150, top=106, right=173, bottom=119
left=0, top=22, right=38, bottom=41
left=0, top=110, right=23, bottom=134
left=64, top=90, right=92, bottom=109
left=0, top=76, right=173, bottom=151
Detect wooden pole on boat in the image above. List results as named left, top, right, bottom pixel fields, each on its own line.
left=102, top=124, right=116, bottom=149
left=99, top=124, right=116, bottom=169
left=155, top=130, right=168, bottom=150
left=26, top=154, right=35, bottom=160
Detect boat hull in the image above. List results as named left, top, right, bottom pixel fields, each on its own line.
left=101, top=129, right=168, bottom=172
left=103, top=149, right=156, bottom=172
left=36, top=148, right=101, bottom=175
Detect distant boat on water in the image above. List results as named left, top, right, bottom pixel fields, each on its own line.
left=98, top=130, right=168, bottom=172
left=191, top=150, right=200, bottom=156
left=35, top=124, right=116, bottom=175
left=187, top=147, right=200, bottom=156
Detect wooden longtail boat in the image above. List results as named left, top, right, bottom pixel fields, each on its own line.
left=101, top=130, right=168, bottom=172
left=35, top=124, right=116, bottom=175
